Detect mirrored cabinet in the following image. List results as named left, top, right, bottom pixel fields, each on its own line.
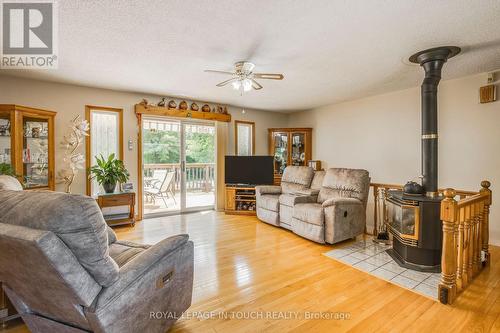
left=268, top=128, right=312, bottom=185
left=0, top=105, right=56, bottom=190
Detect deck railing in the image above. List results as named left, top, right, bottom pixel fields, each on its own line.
left=144, top=163, right=215, bottom=192
left=369, top=181, right=492, bottom=305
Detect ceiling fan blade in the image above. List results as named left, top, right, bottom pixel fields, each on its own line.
left=253, top=73, right=284, bottom=80
left=204, top=69, right=234, bottom=75
left=216, top=77, right=238, bottom=87
left=251, top=79, right=263, bottom=90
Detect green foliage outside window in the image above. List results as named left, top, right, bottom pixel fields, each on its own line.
left=143, top=130, right=215, bottom=164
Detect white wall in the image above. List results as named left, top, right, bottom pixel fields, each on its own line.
left=0, top=75, right=288, bottom=202
left=288, top=72, right=500, bottom=245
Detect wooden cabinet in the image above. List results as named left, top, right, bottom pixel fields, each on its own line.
left=225, top=186, right=256, bottom=215
left=97, top=192, right=136, bottom=227
left=268, top=128, right=312, bottom=184
left=0, top=105, right=56, bottom=190
left=225, top=187, right=236, bottom=210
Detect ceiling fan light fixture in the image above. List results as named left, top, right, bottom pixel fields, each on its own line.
left=232, top=80, right=241, bottom=90
left=206, top=61, right=283, bottom=92
left=242, top=78, right=252, bottom=92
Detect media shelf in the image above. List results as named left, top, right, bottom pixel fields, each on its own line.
left=225, top=185, right=257, bottom=215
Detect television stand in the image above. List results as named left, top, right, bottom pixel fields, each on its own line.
left=225, top=185, right=256, bottom=215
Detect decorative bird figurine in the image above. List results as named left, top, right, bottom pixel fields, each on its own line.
left=157, top=98, right=166, bottom=107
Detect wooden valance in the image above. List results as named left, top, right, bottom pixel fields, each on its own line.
left=135, top=104, right=231, bottom=122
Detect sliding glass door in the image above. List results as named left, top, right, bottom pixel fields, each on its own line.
left=142, top=117, right=216, bottom=217
left=184, top=122, right=216, bottom=209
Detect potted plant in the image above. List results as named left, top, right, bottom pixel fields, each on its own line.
left=89, top=154, right=129, bottom=193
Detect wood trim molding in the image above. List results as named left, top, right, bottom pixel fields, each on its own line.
left=234, top=120, right=255, bottom=155
left=267, top=127, right=312, bottom=132
left=135, top=104, right=231, bottom=122
left=136, top=112, right=143, bottom=221
left=0, top=104, right=56, bottom=116
left=85, top=105, right=124, bottom=196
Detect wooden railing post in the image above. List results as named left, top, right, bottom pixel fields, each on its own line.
left=372, top=185, right=379, bottom=236
left=439, top=188, right=458, bottom=304
left=480, top=180, right=492, bottom=266
left=456, top=205, right=464, bottom=289
left=204, top=165, right=210, bottom=192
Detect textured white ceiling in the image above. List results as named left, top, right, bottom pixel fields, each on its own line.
left=2, top=0, right=500, bottom=112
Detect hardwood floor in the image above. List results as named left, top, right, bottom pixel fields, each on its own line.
left=3, top=211, right=500, bottom=332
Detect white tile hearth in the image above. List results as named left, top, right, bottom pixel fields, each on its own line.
left=323, top=238, right=440, bottom=300
left=352, top=261, right=378, bottom=272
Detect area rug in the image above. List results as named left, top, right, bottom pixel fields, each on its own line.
left=323, top=238, right=440, bottom=300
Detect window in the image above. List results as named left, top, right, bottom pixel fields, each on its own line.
left=85, top=106, right=123, bottom=196
left=235, top=120, right=255, bottom=156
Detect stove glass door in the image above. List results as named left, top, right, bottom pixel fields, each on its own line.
left=387, top=201, right=419, bottom=239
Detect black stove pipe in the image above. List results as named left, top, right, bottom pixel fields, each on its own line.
left=409, top=46, right=460, bottom=197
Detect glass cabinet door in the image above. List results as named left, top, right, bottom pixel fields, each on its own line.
left=0, top=113, right=12, bottom=174
left=291, top=132, right=306, bottom=166
left=272, top=132, right=288, bottom=174
left=22, top=116, right=49, bottom=188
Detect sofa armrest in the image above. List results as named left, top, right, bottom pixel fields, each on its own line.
left=283, top=193, right=318, bottom=205
left=255, top=185, right=282, bottom=195
left=322, top=197, right=362, bottom=208
left=292, top=189, right=320, bottom=196
left=323, top=198, right=366, bottom=244
left=92, top=234, right=192, bottom=310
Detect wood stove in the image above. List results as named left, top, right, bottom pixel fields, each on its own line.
left=386, top=191, right=442, bottom=272
left=386, top=46, right=461, bottom=272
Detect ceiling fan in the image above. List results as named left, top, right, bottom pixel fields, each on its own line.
left=205, top=61, right=284, bottom=93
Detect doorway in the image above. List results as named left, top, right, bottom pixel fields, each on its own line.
left=141, top=116, right=216, bottom=217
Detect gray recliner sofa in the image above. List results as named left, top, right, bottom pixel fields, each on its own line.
left=292, top=168, right=370, bottom=244
left=0, top=189, right=194, bottom=333
left=255, top=166, right=315, bottom=228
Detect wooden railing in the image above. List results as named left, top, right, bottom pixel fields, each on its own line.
left=439, top=181, right=492, bottom=304
left=369, top=181, right=492, bottom=305
left=144, top=163, right=215, bottom=192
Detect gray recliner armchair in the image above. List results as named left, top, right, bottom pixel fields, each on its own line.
left=255, top=166, right=315, bottom=228
left=0, top=189, right=194, bottom=333
left=291, top=168, right=370, bottom=244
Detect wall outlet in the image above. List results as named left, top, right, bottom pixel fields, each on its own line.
left=128, top=139, right=133, bottom=151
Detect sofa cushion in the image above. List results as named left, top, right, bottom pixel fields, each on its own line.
left=281, top=166, right=314, bottom=194
left=292, top=203, right=324, bottom=226
left=311, top=170, right=325, bottom=190
left=0, top=175, right=23, bottom=191
left=107, top=225, right=117, bottom=245
left=258, top=194, right=280, bottom=212
left=109, top=241, right=150, bottom=267
left=318, top=168, right=370, bottom=204
left=0, top=190, right=119, bottom=286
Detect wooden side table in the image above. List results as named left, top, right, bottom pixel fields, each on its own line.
left=96, top=192, right=136, bottom=227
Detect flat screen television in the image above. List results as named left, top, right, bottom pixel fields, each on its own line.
left=225, top=155, right=274, bottom=185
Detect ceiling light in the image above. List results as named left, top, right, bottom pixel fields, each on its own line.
left=232, top=80, right=241, bottom=90
left=242, top=79, right=252, bottom=92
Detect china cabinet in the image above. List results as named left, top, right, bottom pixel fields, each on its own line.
left=268, top=128, right=312, bottom=185
left=0, top=105, right=56, bottom=190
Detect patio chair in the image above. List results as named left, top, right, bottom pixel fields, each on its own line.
left=145, top=171, right=177, bottom=207
left=144, top=169, right=167, bottom=188
left=144, top=169, right=167, bottom=203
